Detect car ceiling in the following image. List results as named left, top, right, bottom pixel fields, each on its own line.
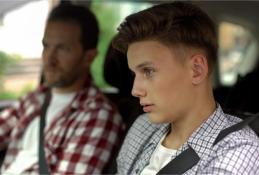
left=0, top=0, right=36, bottom=17
left=1, top=0, right=259, bottom=37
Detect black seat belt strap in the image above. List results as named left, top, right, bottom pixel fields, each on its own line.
left=39, top=91, right=51, bottom=174
left=157, top=146, right=200, bottom=174
left=213, top=115, right=258, bottom=146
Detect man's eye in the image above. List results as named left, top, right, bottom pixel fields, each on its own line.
left=42, top=42, right=48, bottom=49
left=58, top=45, right=69, bottom=51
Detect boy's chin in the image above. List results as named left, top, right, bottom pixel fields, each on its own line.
left=148, top=113, right=167, bottom=124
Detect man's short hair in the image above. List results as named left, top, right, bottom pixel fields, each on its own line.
left=113, top=1, right=217, bottom=73
left=47, top=3, right=99, bottom=50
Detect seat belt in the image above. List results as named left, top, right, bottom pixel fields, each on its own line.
left=39, top=91, right=51, bottom=174
left=157, top=146, right=199, bottom=174
left=213, top=115, right=257, bottom=146
left=157, top=114, right=258, bottom=175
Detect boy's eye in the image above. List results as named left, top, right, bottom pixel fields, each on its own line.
left=143, top=67, right=155, bottom=78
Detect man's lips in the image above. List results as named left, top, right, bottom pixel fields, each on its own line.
left=45, top=67, right=59, bottom=72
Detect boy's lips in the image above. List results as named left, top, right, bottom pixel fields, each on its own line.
left=140, top=102, right=154, bottom=113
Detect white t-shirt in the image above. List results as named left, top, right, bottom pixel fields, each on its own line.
left=141, top=134, right=177, bottom=175
left=4, top=91, right=76, bottom=174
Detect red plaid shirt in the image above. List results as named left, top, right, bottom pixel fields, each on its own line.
left=0, top=82, right=124, bottom=174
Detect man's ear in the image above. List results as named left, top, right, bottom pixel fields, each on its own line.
left=84, top=49, right=98, bottom=68
left=190, top=54, right=208, bottom=85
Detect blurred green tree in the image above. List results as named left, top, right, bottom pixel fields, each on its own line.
left=90, top=2, right=121, bottom=88
left=0, top=51, right=22, bottom=99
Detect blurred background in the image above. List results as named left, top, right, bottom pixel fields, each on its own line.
left=0, top=0, right=259, bottom=114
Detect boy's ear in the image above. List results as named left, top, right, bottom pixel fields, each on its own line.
left=190, top=54, right=209, bottom=85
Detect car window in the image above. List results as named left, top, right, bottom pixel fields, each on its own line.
left=218, top=21, right=258, bottom=86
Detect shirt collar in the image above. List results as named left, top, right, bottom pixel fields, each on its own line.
left=186, top=104, right=231, bottom=157
left=39, top=80, right=104, bottom=110
left=139, top=104, right=233, bottom=159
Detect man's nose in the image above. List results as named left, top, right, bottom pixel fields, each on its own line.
left=43, top=48, right=58, bottom=65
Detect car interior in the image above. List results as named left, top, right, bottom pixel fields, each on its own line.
left=0, top=0, right=258, bottom=171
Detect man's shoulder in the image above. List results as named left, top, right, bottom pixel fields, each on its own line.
left=78, top=85, right=115, bottom=111
left=16, top=85, right=45, bottom=104
left=75, top=85, right=123, bottom=124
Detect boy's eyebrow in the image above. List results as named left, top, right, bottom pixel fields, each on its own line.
left=136, top=61, right=153, bottom=69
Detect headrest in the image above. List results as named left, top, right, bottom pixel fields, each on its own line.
left=103, top=43, right=134, bottom=96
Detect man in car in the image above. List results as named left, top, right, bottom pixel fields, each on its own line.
left=0, top=3, right=124, bottom=174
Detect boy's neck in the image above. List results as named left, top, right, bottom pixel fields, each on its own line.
left=163, top=91, right=216, bottom=150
